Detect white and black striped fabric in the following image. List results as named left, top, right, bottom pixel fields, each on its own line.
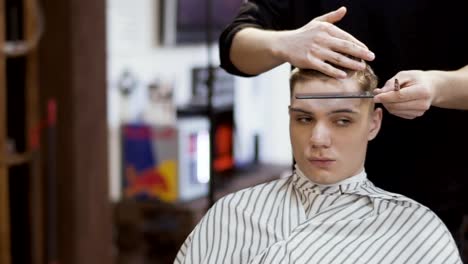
left=174, top=167, right=462, bottom=263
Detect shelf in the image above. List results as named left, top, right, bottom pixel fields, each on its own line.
left=0, top=151, right=34, bottom=167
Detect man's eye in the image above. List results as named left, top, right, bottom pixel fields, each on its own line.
left=296, top=117, right=312, bottom=123
left=336, top=118, right=352, bottom=126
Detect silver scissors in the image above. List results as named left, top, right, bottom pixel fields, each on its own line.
left=295, top=91, right=374, bottom=99
left=295, top=78, right=401, bottom=99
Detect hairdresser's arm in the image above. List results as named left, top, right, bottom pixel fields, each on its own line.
left=374, top=65, right=468, bottom=119
left=230, top=7, right=374, bottom=78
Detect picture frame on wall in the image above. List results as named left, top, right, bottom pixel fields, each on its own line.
left=159, top=0, right=243, bottom=46
left=190, top=66, right=235, bottom=109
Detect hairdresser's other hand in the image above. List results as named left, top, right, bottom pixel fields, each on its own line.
left=275, top=7, right=375, bottom=78
left=373, top=70, right=438, bottom=119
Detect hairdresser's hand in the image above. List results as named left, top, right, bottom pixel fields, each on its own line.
left=276, top=7, right=375, bottom=78
left=373, top=70, right=438, bottom=119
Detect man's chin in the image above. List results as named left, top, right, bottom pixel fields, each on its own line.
left=304, top=169, right=344, bottom=185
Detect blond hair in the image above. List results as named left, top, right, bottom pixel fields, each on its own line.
left=289, top=63, right=378, bottom=97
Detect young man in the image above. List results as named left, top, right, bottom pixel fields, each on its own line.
left=174, top=65, right=462, bottom=264
left=220, top=2, right=468, bottom=246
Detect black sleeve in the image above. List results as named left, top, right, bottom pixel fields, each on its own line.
left=219, top=0, right=291, bottom=77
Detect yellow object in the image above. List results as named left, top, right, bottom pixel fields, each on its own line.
left=155, top=160, right=178, bottom=202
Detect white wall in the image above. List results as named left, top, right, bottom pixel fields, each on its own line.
left=106, top=0, right=292, bottom=201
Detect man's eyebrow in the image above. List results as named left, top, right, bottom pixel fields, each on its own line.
left=328, top=109, right=360, bottom=115
left=288, top=106, right=312, bottom=115
left=288, top=106, right=359, bottom=115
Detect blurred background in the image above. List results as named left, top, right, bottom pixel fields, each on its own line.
left=0, top=0, right=466, bottom=264
left=0, top=0, right=294, bottom=263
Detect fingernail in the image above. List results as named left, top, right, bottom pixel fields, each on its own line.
left=368, top=52, right=375, bottom=60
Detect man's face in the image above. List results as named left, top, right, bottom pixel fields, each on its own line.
left=289, top=77, right=382, bottom=184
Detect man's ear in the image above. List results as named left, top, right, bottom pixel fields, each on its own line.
left=368, top=107, right=382, bottom=141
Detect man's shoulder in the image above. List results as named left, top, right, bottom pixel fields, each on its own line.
left=370, top=188, right=462, bottom=263
left=367, top=182, right=447, bottom=222
left=365, top=181, right=425, bottom=206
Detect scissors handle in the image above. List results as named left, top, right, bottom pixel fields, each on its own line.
left=394, top=78, right=400, bottom=91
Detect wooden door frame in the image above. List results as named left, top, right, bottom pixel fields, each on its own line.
left=38, top=0, right=112, bottom=263
left=0, top=0, right=11, bottom=262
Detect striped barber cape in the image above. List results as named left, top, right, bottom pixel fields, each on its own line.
left=174, top=168, right=462, bottom=263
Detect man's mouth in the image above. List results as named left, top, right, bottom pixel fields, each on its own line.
left=308, top=158, right=336, bottom=168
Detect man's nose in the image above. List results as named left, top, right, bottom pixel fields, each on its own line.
left=309, top=123, right=331, bottom=148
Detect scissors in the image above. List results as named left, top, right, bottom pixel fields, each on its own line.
left=394, top=78, right=400, bottom=91
left=295, top=78, right=401, bottom=99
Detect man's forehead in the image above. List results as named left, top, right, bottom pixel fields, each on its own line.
left=294, top=77, right=361, bottom=94
left=291, top=76, right=372, bottom=113
left=290, top=98, right=365, bottom=114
